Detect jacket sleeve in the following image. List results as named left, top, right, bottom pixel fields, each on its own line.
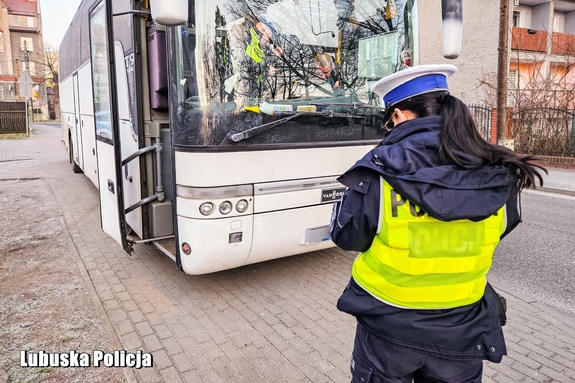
left=330, top=170, right=381, bottom=252
left=500, top=194, right=521, bottom=240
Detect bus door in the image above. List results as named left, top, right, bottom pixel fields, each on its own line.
left=89, top=0, right=130, bottom=252
left=72, top=74, right=84, bottom=169
left=114, top=42, right=144, bottom=240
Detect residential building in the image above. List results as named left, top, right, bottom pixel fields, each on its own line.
left=414, top=0, right=575, bottom=109
left=509, top=0, right=575, bottom=108
left=417, top=0, right=501, bottom=105
left=0, top=0, right=47, bottom=118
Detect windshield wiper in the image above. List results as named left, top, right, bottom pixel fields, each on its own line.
left=311, top=101, right=383, bottom=111
left=224, top=110, right=365, bottom=144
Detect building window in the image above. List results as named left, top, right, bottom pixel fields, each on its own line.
left=0, top=86, right=4, bottom=100
left=20, top=37, right=33, bottom=54
left=549, top=67, right=566, bottom=86
left=27, top=17, right=36, bottom=28
left=21, top=61, right=35, bottom=76
left=0, top=32, right=3, bottom=52
left=513, top=11, right=521, bottom=27
left=508, top=69, right=519, bottom=106
left=550, top=69, right=557, bottom=84
left=552, top=12, right=564, bottom=33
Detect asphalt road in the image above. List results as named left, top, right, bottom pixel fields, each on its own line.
left=490, top=189, right=575, bottom=318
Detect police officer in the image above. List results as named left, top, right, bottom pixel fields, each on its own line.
left=330, top=64, right=546, bottom=383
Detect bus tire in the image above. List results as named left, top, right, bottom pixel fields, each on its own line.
left=69, top=136, right=83, bottom=174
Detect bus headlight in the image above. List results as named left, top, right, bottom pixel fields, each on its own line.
left=199, top=202, right=214, bottom=216
left=219, top=201, right=233, bottom=215
left=236, top=199, right=248, bottom=213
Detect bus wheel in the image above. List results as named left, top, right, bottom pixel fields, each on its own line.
left=69, top=137, right=82, bottom=173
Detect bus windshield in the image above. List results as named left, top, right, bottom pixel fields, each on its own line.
left=172, top=0, right=415, bottom=148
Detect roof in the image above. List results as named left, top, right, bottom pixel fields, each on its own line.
left=3, top=0, right=38, bottom=16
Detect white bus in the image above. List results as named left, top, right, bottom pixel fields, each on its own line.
left=60, top=0, right=459, bottom=274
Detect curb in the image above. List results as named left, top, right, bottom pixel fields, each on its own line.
left=524, top=187, right=575, bottom=197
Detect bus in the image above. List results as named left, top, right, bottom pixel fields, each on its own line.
left=60, top=0, right=462, bottom=275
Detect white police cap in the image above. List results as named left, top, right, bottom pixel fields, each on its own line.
left=371, top=64, right=457, bottom=109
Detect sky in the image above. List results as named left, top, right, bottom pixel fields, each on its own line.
left=39, top=0, right=83, bottom=48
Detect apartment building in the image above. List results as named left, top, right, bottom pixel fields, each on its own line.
left=417, top=0, right=501, bottom=105
left=0, top=0, right=47, bottom=116
left=509, top=0, right=575, bottom=108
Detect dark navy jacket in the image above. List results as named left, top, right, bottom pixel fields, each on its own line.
left=331, top=116, right=521, bottom=362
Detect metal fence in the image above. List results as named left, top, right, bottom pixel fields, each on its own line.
left=512, top=108, right=575, bottom=157
left=0, top=102, right=27, bottom=134
left=468, top=104, right=492, bottom=142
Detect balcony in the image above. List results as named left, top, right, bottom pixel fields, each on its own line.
left=552, top=32, right=575, bottom=55
left=8, top=25, right=39, bottom=34
left=511, top=27, right=547, bottom=52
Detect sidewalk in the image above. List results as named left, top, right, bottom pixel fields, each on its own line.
left=1, top=123, right=575, bottom=383
left=540, top=168, right=575, bottom=194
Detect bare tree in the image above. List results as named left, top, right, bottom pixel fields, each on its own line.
left=43, top=43, right=59, bottom=120
left=478, top=31, right=575, bottom=111
left=477, top=45, right=575, bottom=157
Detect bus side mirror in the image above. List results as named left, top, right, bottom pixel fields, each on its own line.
left=441, top=0, right=463, bottom=59
left=149, top=0, right=188, bottom=26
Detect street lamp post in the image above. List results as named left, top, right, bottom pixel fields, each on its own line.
left=496, top=0, right=511, bottom=143
left=18, top=42, right=32, bottom=135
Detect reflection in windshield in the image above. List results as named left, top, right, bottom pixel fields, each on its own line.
left=173, top=0, right=415, bottom=147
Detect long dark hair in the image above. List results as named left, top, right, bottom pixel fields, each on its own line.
left=382, top=91, right=547, bottom=192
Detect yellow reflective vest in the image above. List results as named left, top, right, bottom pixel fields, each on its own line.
left=352, top=178, right=506, bottom=309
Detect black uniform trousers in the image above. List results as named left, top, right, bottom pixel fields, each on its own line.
left=350, top=322, right=483, bottom=383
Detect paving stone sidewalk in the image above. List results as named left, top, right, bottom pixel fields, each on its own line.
left=1, top=124, right=574, bottom=382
